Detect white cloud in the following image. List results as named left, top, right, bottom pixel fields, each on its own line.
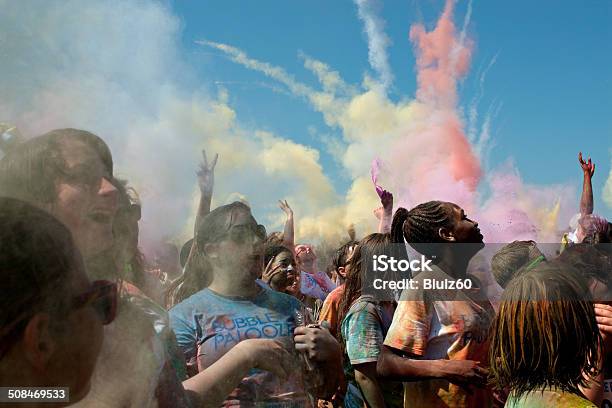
left=603, top=153, right=612, bottom=210
left=354, top=0, right=393, bottom=92
left=0, top=0, right=343, bottom=249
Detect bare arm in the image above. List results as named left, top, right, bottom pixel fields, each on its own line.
left=279, top=200, right=294, bottom=250
left=182, top=150, right=218, bottom=285
left=377, top=345, right=487, bottom=388
left=194, top=149, right=218, bottom=236
left=579, top=353, right=604, bottom=407
left=583, top=303, right=612, bottom=406
left=376, top=190, right=393, bottom=234
left=578, top=152, right=595, bottom=216
left=377, top=345, right=447, bottom=380
left=183, top=338, right=292, bottom=407
left=353, top=362, right=387, bottom=408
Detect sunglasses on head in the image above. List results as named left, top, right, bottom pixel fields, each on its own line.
left=72, top=280, right=118, bottom=325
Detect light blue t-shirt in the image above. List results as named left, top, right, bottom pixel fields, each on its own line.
left=169, top=286, right=308, bottom=407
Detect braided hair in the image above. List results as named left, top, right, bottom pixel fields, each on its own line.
left=391, top=201, right=454, bottom=258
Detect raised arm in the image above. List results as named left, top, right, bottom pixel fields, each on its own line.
left=376, top=190, right=394, bottom=234
left=194, top=149, right=218, bottom=236
left=578, top=152, right=595, bottom=216
left=279, top=200, right=294, bottom=250
left=179, top=150, right=218, bottom=298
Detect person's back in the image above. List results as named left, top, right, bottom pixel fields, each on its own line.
left=489, top=263, right=602, bottom=408
left=505, top=388, right=596, bottom=408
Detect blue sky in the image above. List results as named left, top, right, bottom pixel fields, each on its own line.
left=169, top=0, right=611, bottom=218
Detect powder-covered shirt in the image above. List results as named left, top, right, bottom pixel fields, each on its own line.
left=341, top=297, right=403, bottom=408
left=301, top=271, right=336, bottom=301
left=384, top=265, right=496, bottom=408
left=318, top=285, right=344, bottom=338
left=169, top=286, right=310, bottom=407
left=505, top=389, right=596, bottom=408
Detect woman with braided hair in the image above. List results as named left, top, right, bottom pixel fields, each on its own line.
left=378, top=201, right=496, bottom=408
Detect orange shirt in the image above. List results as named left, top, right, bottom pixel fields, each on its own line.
left=318, top=284, right=344, bottom=337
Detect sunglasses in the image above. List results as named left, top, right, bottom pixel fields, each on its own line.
left=59, top=165, right=113, bottom=191
left=72, top=280, right=118, bottom=325
left=221, top=224, right=266, bottom=245
left=0, top=280, right=117, bottom=359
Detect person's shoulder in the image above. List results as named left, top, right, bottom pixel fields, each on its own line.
left=347, top=297, right=381, bottom=321
left=259, top=287, right=302, bottom=310
left=507, top=390, right=597, bottom=408
left=328, top=284, right=344, bottom=301
left=169, top=288, right=213, bottom=315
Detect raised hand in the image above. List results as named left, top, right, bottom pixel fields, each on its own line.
left=579, top=152, right=595, bottom=178
left=278, top=200, right=293, bottom=218
left=262, top=258, right=282, bottom=284
left=197, top=149, right=218, bottom=196
left=380, top=190, right=393, bottom=213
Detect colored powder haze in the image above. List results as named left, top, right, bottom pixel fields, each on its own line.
left=201, top=0, right=572, bottom=243
left=0, top=0, right=602, bottom=253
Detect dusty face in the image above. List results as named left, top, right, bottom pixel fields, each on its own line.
left=51, top=140, right=118, bottom=260
left=213, top=209, right=266, bottom=283
left=296, top=247, right=317, bottom=274
left=445, top=203, right=484, bottom=244
left=269, top=250, right=298, bottom=293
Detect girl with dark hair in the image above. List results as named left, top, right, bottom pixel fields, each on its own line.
left=169, top=201, right=343, bottom=406
left=261, top=245, right=298, bottom=294
left=489, top=263, right=601, bottom=407
left=378, top=201, right=495, bottom=408
left=318, top=240, right=358, bottom=340
left=0, top=128, right=118, bottom=265
left=0, top=197, right=112, bottom=406
left=337, top=233, right=403, bottom=408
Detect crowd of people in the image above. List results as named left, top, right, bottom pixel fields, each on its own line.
left=0, top=127, right=611, bottom=408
